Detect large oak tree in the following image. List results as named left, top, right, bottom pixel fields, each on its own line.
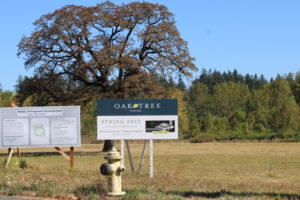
left=17, top=1, right=196, bottom=150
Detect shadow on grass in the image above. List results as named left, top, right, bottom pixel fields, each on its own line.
left=73, top=181, right=108, bottom=200
left=164, top=190, right=300, bottom=199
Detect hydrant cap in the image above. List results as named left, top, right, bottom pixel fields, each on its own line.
left=104, top=147, right=122, bottom=160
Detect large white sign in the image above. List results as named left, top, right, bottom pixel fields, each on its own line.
left=97, top=99, right=178, bottom=140
left=0, top=106, right=80, bottom=148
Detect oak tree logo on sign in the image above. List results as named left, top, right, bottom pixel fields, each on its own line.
left=113, top=103, right=161, bottom=113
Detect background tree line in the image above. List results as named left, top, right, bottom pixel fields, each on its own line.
left=185, top=69, right=300, bottom=142
left=0, top=68, right=296, bottom=142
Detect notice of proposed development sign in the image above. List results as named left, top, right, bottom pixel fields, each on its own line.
left=97, top=99, right=178, bottom=140
left=0, top=106, right=80, bottom=148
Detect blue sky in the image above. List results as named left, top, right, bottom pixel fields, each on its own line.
left=1, top=0, right=300, bottom=91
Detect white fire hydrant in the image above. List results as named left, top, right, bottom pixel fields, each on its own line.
left=100, top=147, right=126, bottom=196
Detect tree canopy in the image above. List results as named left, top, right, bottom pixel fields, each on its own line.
left=17, top=1, right=196, bottom=103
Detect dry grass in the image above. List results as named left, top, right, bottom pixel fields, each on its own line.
left=0, top=142, right=300, bottom=199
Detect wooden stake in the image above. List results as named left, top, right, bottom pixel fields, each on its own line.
left=70, top=147, right=74, bottom=167
left=54, top=147, right=70, bottom=161
left=17, top=148, right=21, bottom=158
left=5, top=148, right=14, bottom=169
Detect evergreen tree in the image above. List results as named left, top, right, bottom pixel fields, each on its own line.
left=233, top=69, right=240, bottom=82
left=245, top=73, right=254, bottom=90
left=226, top=70, right=233, bottom=82
left=259, top=74, right=267, bottom=86
left=177, top=75, right=187, bottom=91
left=197, top=68, right=209, bottom=86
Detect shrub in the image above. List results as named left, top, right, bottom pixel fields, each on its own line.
left=19, top=159, right=28, bottom=169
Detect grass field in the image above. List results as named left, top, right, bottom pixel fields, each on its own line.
left=0, top=141, right=300, bottom=199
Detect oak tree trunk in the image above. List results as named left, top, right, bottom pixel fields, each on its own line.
left=102, top=140, right=115, bottom=152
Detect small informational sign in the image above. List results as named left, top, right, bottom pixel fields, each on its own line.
left=97, top=99, right=178, bottom=140
left=0, top=106, right=80, bottom=148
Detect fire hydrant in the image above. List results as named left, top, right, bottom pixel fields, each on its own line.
left=100, top=147, right=126, bottom=196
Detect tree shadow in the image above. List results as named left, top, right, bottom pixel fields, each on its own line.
left=73, top=181, right=108, bottom=199
left=164, top=190, right=300, bottom=200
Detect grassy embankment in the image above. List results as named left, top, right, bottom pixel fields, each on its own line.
left=0, top=141, right=300, bottom=199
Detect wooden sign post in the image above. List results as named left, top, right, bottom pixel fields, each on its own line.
left=54, top=147, right=74, bottom=168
